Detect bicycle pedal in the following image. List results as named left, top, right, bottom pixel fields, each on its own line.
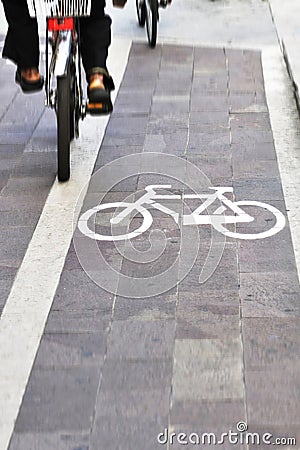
left=87, top=102, right=112, bottom=116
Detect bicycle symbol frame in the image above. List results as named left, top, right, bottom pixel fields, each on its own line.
left=78, top=185, right=286, bottom=241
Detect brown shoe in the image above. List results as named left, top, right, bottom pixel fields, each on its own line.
left=15, top=68, right=44, bottom=93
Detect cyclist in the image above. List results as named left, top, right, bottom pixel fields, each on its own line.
left=1, top=0, right=114, bottom=110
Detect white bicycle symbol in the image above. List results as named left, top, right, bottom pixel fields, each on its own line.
left=78, top=185, right=286, bottom=241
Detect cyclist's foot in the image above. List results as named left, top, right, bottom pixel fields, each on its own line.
left=160, top=0, right=172, bottom=6
left=87, top=70, right=114, bottom=115
left=112, top=0, right=127, bottom=7
left=15, top=68, right=44, bottom=93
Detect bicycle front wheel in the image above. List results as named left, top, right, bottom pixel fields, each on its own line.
left=145, top=0, right=158, bottom=48
left=212, top=201, right=286, bottom=240
left=56, top=64, right=72, bottom=182
left=136, top=0, right=146, bottom=26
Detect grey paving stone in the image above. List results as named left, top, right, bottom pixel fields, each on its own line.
left=0, top=148, right=23, bottom=172
left=172, top=338, right=244, bottom=402
left=0, top=226, right=34, bottom=267
left=245, top=369, right=300, bottom=427
left=187, top=141, right=230, bottom=155
left=0, top=130, right=32, bottom=145
left=0, top=277, right=15, bottom=313
left=14, top=367, right=101, bottom=432
left=170, top=399, right=245, bottom=428
left=147, top=114, right=189, bottom=134
left=189, top=111, right=229, bottom=127
left=1, top=91, right=44, bottom=129
left=12, top=152, right=56, bottom=177
left=151, top=95, right=191, bottom=114
left=110, top=92, right=152, bottom=115
left=240, top=272, right=300, bottom=317
left=100, top=359, right=173, bottom=390
left=231, top=142, right=277, bottom=161
left=176, top=303, right=240, bottom=340
left=143, top=130, right=188, bottom=153
left=237, top=229, right=297, bottom=273
left=178, top=289, right=240, bottom=307
left=162, top=43, right=194, bottom=63
left=192, top=75, right=228, bottom=92
left=190, top=95, right=229, bottom=112
left=9, top=431, right=90, bottom=450
left=0, top=193, right=46, bottom=212
left=106, top=320, right=175, bottom=360
left=94, top=387, right=170, bottom=421
left=44, top=310, right=111, bottom=333
left=34, top=332, right=108, bottom=368
left=104, top=115, right=148, bottom=137
left=243, top=317, right=300, bottom=369
left=52, top=269, right=114, bottom=313
left=1, top=175, right=54, bottom=197
left=95, top=144, right=144, bottom=167
left=0, top=208, right=41, bottom=228
left=113, top=291, right=177, bottom=321
left=186, top=155, right=232, bottom=179
left=230, top=112, right=271, bottom=128
left=231, top=128, right=274, bottom=145
left=233, top=178, right=284, bottom=202
left=179, top=260, right=239, bottom=294
left=232, top=158, right=280, bottom=180
left=90, top=417, right=167, bottom=450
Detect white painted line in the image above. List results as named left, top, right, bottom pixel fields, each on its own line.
left=0, top=37, right=132, bottom=450
left=262, top=45, right=300, bottom=282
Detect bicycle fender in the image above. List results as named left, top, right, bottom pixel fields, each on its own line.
left=53, top=31, right=72, bottom=77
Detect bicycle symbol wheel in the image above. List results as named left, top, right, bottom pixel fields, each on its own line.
left=78, top=202, right=153, bottom=241
left=212, top=201, right=286, bottom=240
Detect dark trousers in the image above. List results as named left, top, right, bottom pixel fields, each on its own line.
left=1, top=0, right=112, bottom=76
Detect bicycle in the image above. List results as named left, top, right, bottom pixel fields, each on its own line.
left=136, top=0, right=171, bottom=48
left=26, top=0, right=111, bottom=182
left=77, top=185, right=286, bottom=241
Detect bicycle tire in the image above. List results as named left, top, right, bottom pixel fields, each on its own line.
left=56, top=64, right=72, bottom=182
left=78, top=202, right=153, bottom=241
left=69, top=64, right=76, bottom=142
left=212, top=201, right=286, bottom=240
left=145, top=0, right=158, bottom=48
left=136, top=0, right=146, bottom=26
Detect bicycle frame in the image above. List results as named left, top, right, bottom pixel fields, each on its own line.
left=111, top=185, right=254, bottom=226
left=46, top=18, right=77, bottom=106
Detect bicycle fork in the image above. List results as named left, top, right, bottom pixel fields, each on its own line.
left=45, top=17, right=75, bottom=108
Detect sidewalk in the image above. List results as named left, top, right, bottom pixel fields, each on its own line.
left=0, top=2, right=300, bottom=450
left=2, top=42, right=299, bottom=449
left=269, top=0, right=300, bottom=109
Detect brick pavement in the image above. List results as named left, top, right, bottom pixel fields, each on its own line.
left=0, top=54, right=56, bottom=314
left=2, top=43, right=300, bottom=449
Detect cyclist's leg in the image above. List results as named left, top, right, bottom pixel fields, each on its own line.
left=79, top=0, right=114, bottom=107
left=1, top=0, right=43, bottom=91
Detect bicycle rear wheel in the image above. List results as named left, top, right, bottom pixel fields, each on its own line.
left=56, top=63, right=72, bottom=182
left=136, top=0, right=146, bottom=26
left=145, top=0, right=158, bottom=48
